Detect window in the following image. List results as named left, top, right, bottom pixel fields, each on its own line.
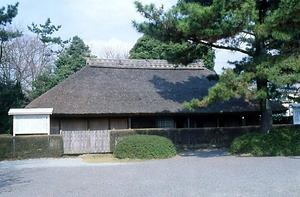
left=157, top=117, right=175, bottom=128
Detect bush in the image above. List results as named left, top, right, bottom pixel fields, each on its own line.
left=114, top=134, right=176, bottom=159
left=230, top=129, right=300, bottom=156
left=0, top=135, right=63, bottom=160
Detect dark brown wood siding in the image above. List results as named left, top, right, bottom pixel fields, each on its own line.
left=90, top=119, right=109, bottom=130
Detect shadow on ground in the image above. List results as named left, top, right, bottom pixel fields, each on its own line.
left=178, top=149, right=230, bottom=158
left=0, top=170, right=32, bottom=193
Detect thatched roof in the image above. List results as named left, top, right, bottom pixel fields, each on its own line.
left=26, top=59, right=285, bottom=116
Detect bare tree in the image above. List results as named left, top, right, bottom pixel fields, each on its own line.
left=0, top=27, right=56, bottom=93
left=99, top=45, right=129, bottom=59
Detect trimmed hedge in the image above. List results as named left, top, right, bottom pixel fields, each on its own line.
left=114, top=134, right=176, bottom=159
left=0, top=135, right=63, bottom=160
left=230, top=129, right=300, bottom=156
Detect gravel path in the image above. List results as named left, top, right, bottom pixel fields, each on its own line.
left=1, top=149, right=300, bottom=197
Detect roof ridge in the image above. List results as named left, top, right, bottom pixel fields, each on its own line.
left=86, top=58, right=205, bottom=70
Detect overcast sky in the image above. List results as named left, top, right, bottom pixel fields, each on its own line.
left=2, top=0, right=245, bottom=73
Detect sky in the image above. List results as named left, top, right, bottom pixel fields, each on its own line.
left=2, top=0, right=245, bottom=73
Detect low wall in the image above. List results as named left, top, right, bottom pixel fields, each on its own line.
left=110, top=126, right=258, bottom=151
left=0, top=135, right=63, bottom=160
left=110, top=124, right=300, bottom=151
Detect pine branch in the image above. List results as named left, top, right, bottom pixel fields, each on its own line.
left=198, top=40, right=251, bottom=55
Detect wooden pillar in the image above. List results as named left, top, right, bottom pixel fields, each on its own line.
left=128, top=117, right=132, bottom=129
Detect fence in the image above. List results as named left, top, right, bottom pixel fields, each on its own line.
left=61, top=130, right=110, bottom=154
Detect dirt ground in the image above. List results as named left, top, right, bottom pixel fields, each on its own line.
left=77, top=149, right=224, bottom=163
left=78, top=154, right=145, bottom=163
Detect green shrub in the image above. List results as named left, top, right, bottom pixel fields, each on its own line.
left=230, top=129, right=300, bottom=156
left=114, top=134, right=176, bottom=159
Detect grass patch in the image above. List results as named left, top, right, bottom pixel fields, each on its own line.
left=230, top=128, right=300, bottom=156
left=114, top=134, right=177, bottom=159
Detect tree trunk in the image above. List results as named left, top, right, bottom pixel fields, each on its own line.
left=259, top=98, right=273, bottom=133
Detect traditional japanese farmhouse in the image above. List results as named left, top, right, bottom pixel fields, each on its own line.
left=26, top=59, right=285, bottom=134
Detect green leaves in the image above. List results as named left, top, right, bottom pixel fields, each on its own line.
left=0, top=3, right=21, bottom=60
left=195, top=69, right=255, bottom=107
left=230, top=129, right=300, bottom=156
left=29, top=67, right=57, bottom=100
left=0, top=79, right=25, bottom=134
left=55, top=36, right=91, bottom=83
left=31, top=36, right=91, bottom=99
left=28, top=18, right=68, bottom=51
left=269, top=55, right=300, bottom=86
left=114, top=134, right=176, bottom=159
left=130, top=35, right=215, bottom=70
left=134, top=0, right=300, bottom=132
left=134, top=0, right=300, bottom=96
left=0, top=3, right=19, bottom=26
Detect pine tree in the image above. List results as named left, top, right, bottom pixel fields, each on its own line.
left=30, top=36, right=91, bottom=99
left=0, top=79, right=25, bottom=134
left=0, top=3, right=21, bottom=66
left=133, top=0, right=300, bottom=133
left=55, top=36, right=91, bottom=83
left=130, top=35, right=215, bottom=71
left=0, top=3, right=26, bottom=134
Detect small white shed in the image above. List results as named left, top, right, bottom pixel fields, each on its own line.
left=8, top=108, right=53, bottom=136
left=291, top=104, right=300, bottom=125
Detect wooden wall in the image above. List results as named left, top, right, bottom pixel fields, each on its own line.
left=50, top=118, right=128, bottom=134
left=50, top=114, right=260, bottom=134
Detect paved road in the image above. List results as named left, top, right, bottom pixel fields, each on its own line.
left=1, top=149, right=300, bottom=197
